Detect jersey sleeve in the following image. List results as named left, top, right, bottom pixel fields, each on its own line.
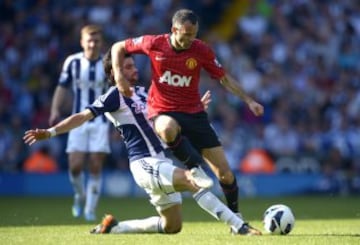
left=201, top=44, right=226, bottom=80
left=58, top=56, right=73, bottom=87
left=86, top=87, right=120, bottom=117
left=124, top=35, right=154, bottom=55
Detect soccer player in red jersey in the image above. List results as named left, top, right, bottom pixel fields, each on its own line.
left=110, top=9, right=264, bottom=216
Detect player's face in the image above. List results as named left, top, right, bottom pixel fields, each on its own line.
left=81, top=32, right=103, bottom=60
left=171, top=21, right=198, bottom=50
left=122, top=57, right=138, bottom=85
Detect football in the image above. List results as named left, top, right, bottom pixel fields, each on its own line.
left=263, top=204, right=295, bottom=235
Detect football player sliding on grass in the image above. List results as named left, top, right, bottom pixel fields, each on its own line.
left=23, top=50, right=261, bottom=235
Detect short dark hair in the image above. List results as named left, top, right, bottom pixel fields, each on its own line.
left=172, top=9, right=198, bottom=26
left=102, top=49, right=132, bottom=86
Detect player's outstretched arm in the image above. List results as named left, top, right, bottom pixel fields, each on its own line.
left=24, top=109, right=94, bottom=146
left=220, top=73, right=264, bottom=116
left=111, top=41, right=132, bottom=97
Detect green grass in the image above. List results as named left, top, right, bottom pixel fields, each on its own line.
left=0, top=195, right=359, bottom=244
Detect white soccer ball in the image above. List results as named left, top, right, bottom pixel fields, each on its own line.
left=263, top=204, right=295, bottom=235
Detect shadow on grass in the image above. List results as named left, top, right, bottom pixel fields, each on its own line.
left=1, top=196, right=360, bottom=227
left=291, top=234, right=360, bottom=237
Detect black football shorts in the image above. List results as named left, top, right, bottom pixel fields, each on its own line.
left=158, top=111, right=221, bottom=152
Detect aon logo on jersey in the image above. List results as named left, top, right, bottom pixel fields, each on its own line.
left=159, top=71, right=192, bottom=87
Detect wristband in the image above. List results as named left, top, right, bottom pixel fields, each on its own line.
left=47, top=127, right=57, bottom=137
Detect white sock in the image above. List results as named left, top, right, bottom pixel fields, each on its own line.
left=85, top=174, right=102, bottom=214
left=69, top=171, right=85, bottom=201
left=110, top=216, right=164, bottom=234
left=193, top=189, right=244, bottom=231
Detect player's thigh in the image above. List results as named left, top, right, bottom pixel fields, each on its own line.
left=202, top=146, right=233, bottom=181
left=164, top=112, right=221, bottom=150
left=88, top=152, right=107, bottom=173
left=129, top=156, right=182, bottom=210
left=153, top=115, right=180, bottom=141
left=68, top=152, right=87, bottom=171
left=129, top=157, right=176, bottom=192
left=158, top=204, right=183, bottom=233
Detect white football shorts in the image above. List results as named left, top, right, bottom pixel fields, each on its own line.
left=66, top=119, right=110, bottom=153
left=130, top=152, right=182, bottom=212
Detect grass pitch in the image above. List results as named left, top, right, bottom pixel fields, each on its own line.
left=0, top=195, right=359, bottom=245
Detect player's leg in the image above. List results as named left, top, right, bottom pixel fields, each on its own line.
left=172, top=165, right=261, bottom=235
left=91, top=155, right=246, bottom=234
left=66, top=126, right=89, bottom=218
left=173, top=167, right=240, bottom=226
left=90, top=204, right=182, bottom=234
left=112, top=205, right=182, bottom=234
left=84, top=152, right=106, bottom=221
left=172, top=168, right=240, bottom=225
left=91, top=155, right=183, bottom=234
left=85, top=124, right=110, bottom=221
left=153, top=114, right=203, bottom=168
left=91, top=154, right=260, bottom=235
left=178, top=112, right=240, bottom=214
left=202, top=146, right=239, bottom=214
left=68, top=152, right=86, bottom=218
left=153, top=114, right=213, bottom=188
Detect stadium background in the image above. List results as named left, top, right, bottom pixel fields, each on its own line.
left=0, top=0, right=359, bottom=197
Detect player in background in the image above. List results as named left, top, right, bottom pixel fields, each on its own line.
left=110, top=9, right=264, bottom=215
left=49, top=25, right=109, bottom=221
left=23, top=50, right=261, bottom=236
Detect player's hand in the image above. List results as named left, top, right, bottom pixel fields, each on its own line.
left=23, top=129, right=51, bottom=146
left=115, top=75, right=133, bottom=97
left=248, top=100, right=264, bottom=116
left=201, top=90, right=212, bottom=110
left=116, top=84, right=133, bottom=97
left=121, top=88, right=133, bottom=97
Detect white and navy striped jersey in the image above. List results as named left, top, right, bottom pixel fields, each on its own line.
left=87, top=86, right=166, bottom=162
left=58, top=52, right=108, bottom=120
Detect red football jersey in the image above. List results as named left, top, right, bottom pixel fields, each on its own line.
left=125, top=34, right=225, bottom=118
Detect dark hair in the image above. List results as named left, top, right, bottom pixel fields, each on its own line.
left=172, top=9, right=198, bottom=26
left=102, top=49, right=132, bottom=86
left=103, top=49, right=112, bottom=85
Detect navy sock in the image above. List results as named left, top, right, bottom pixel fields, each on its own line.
left=167, top=134, right=203, bottom=169
left=220, top=177, right=239, bottom=213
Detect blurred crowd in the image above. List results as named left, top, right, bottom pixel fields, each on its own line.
left=0, top=0, right=359, bottom=191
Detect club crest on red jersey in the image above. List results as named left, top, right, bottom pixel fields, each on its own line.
left=185, top=58, right=197, bottom=70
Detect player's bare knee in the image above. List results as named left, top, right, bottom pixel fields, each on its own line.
left=159, top=127, right=178, bottom=143
left=89, top=162, right=102, bottom=174
left=219, top=170, right=235, bottom=185
left=69, top=167, right=82, bottom=176
left=69, top=162, right=83, bottom=175
left=154, top=116, right=179, bottom=142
